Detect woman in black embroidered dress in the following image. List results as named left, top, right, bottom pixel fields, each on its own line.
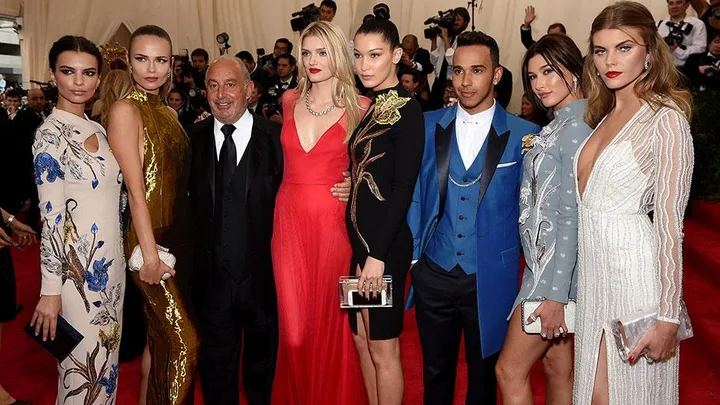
left=346, top=18, right=425, bottom=405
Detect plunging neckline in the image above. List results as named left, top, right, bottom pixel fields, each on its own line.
left=575, top=103, right=648, bottom=203
left=292, top=108, right=347, bottom=154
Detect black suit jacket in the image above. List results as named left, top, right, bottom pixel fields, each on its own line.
left=187, top=115, right=283, bottom=313
left=9, top=108, right=44, bottom=206
left=521, top=26, right=536, bottom=49
left=413, top=48, right=434, bottom=75
left=683, top=52, right=720, bottom=90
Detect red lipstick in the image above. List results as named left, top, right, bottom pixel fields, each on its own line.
left=605, top=71, right=622, bottom=79
left=308, top=68, right=322, bottom=74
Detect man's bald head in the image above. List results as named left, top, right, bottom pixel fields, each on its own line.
left=27, top=88, right=46, bottom=113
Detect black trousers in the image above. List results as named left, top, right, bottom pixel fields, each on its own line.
left=195, top=267, right=277, bottom=405
left=412, top=256, right=498, bottom=405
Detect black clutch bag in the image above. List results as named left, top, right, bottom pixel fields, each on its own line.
left=24, top=315, right=84, bottom=362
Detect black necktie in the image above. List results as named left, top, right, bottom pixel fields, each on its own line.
left=219, top=124, right=237, bottom=189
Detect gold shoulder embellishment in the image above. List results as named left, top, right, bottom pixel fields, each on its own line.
left=372, top=90, right=410, bottom=125
left=126, top=89, right=148, bottom=102
left=522, top=133, right=537, bottom=154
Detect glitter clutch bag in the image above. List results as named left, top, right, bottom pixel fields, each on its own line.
left=610, top=302, right=693, bottom=362
left=128, top=244, right=174, bottom=281
left=339, top=276, right=393, bottom=308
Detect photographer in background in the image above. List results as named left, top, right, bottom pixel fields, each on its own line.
left=683, top=31, right=720, bottom=90
left=690, top=0, right=720, bottom=42
left=658, top=0, right=707, bottom=67
left=259, top=54, right=297, bottom=123
left=428, top=7, right=470, bottom=109
left=3, top=89, right=20, bottom=120
left=191, top=48, right=210, bottom=90
left=237, top=50, right=272, bottom=89
left=259, top=38, right=294, bottom=73
left=520, top=5, right=568, bottom=49
left=319, top=0, right=337, bottom=22
left=401, top=34, right=434, bottom=75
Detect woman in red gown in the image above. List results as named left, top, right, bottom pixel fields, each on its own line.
left=271, top=21, right=370, bottom=405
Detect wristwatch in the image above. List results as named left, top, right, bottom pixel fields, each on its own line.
left=5, top=215, right=15, bottom=227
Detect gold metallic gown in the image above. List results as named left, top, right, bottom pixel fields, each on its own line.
left=123, top=89, right=198, bottom=405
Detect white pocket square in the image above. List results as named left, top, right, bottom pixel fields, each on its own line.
left=496, top=161, right=518, bottom=168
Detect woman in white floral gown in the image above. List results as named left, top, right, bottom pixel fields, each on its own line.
left=574, top=2, right=693, bottom=404
left=30, top=36, right=125, bottom=404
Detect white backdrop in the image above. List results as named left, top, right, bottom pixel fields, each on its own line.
left=5, top=0, right=676, bottom=111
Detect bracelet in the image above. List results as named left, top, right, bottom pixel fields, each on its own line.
left=5, top=215, right=14, bottom=227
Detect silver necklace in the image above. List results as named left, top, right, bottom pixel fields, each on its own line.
left=449, top=173, right=482, bottom=187
left=305, top=91, right=334, bottom=117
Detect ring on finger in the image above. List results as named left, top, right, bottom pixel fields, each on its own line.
left=540, top=331, right=547, bottom=338
left=553, top=331, right=561, bottom=338
left=558, top=326, right=564, bottom=335
left=529, top=313, right=538, bottom=322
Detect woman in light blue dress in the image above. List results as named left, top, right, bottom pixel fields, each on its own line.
left=496, top=34, right=592, bottom=404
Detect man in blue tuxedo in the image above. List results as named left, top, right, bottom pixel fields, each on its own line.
left=407, top=31, right=540, bottom=404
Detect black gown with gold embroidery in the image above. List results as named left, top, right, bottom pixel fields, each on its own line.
left=345, top=83, right=425, bottom=340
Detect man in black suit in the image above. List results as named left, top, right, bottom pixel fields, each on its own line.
left=520, top=5, right=567, bottom=49
left=187, top=55, right=350, bottom=404
left=237, top=50, right=271, bottom=90
left=12, top=88, right=47, bottom=230
left=401, top=34, right=434, bottom=75
left=683, top=31, right=720, bottom=90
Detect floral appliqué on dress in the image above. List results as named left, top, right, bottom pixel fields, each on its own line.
left=350, top=90, right=410, bottom=252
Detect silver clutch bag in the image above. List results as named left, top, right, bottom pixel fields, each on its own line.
left=338, top=276, right=393, bottom=309
left=610, top=302, right=693, bottom=362
left=128, top=245, right=175, bottom=281
left=521, top=298, right=576, bottom=334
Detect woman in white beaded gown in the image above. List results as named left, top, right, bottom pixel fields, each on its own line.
left=574, top=2, right=693, bottom=404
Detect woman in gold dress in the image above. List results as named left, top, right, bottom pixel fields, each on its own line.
left=107, top=25, right=198, bottom=404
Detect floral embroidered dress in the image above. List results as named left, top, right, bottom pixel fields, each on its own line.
left=33, top=108, right=125, bottom=404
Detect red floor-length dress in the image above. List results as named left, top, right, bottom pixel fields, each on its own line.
left=271, top=91, right=366, bottom=405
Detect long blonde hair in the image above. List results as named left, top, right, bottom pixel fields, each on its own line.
left=583, top=1, right=692, bottom=127
left=295, top=21, right=361, bottom=142
left=99, top=68, right=133, bottom=127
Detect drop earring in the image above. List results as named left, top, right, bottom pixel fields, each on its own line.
left=572, top=75, right=579, bottom=94
left=644, top=54, right=650, bottom=70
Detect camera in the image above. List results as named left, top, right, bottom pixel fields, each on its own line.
left=373, top=3, right=391, bottom=21
left=424, top=9, right=456, bottom=39
left=290, top=4, right=320, bottom=32
left=265, top=100, right=282, bottom=118
left=663, top=21, right=693, bottom=48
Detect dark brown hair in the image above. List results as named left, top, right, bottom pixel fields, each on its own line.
left=583, top=1, right=692, bottom=127
left=129, top=25, right=173, bottom=98
left=522, top=34, right=584, bottom=111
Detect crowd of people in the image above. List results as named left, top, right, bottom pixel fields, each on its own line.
left=0, top=0, right=712, bottom=404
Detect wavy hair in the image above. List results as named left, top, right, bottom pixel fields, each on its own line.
left=583, top=1, right=692, bottom=127
left=99, top=68, right=133, bottom=127
left=295, top=21, right=361, bottom=143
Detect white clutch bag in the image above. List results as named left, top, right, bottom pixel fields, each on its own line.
left=128, top=245, right=175, bottom=281
left=521, top=299, right=576, bottom=334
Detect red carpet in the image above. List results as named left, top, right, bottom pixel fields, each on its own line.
left=1, top=201, right=719, bottom=404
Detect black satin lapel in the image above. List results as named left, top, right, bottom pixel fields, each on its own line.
left=204, top=127, right=216, bottom=209
left=435, top=121, right=454, bottom=218
left=246, top=125, right=268, bottom=198
left=478, top=127, right=510, bottom=204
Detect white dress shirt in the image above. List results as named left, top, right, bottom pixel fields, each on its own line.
left=657, top=16, right=707, bottom=67
left=455, top=101, right=496, bottom=170
left=214, top=109, right=253, bottom=164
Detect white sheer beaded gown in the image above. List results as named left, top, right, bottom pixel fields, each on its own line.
left=572, top=103, right=694, bottom=405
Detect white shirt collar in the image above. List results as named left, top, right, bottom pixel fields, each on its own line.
left=213, top=108, right=254, bottom=162
left=214, top=108, right=252, bottom=134
left=281, top=76, right=293, bottom=85
left=456, top=100, right=496, bottom=124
